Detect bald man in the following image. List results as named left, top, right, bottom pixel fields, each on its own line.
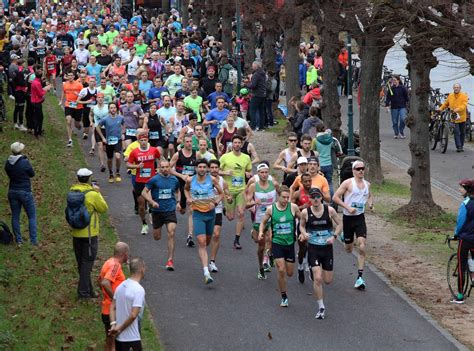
left=99, top=242, right=130, bottom=351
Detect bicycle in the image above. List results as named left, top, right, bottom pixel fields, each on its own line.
left=379, top=65, right=393, bottom=106
left=445, top=236, right=473, bottom=299
left=430, top=108, right=457, bottom=153
left=466, top=110, right=472, bottom=142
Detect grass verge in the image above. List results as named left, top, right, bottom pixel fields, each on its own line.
left=0, top=94, right=161, bottom=350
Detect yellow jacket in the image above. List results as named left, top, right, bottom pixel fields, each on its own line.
left=440, top=92, right=469, bottom=123
left=70, top=183, right=108, bottom=238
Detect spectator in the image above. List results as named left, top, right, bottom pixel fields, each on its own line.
left=385, top=75, right=410, bottom=139
left=30, top=65, right=52, bottom=137
left=5, top=142, right=37, bottom=246
left=313, top=124, right=335, bottom=197
left=247, top=61, right=267, bottom=131
left=289, top=100, right=308, bottom=140
left=265, top=70, right=277, bottom=128
left=69, top=168, right=108, bottom=298
left=302, top=106, right=323, bottom=136
left=99, top=242, right=130, bottom=351
left=109, top=257, right=146, bottom=350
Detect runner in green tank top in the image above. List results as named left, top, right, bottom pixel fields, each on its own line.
left=260, top=185, right=301, bottom=308
left=246, top=163, right=279, bottom=280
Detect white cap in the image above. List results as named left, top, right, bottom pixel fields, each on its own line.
left=297, top=156, right=308, bottom=165
left=257, top=163, right=269, bottom=172
left=143, top=59, right=150, bottom=65
left=77, top=168, right=93, bottom=177
left=10, top=141, right=25, bottom=154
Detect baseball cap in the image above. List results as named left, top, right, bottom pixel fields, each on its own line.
left=10, top=141, right=25, bottom=154
left=352, top=160, right=365, bottom=169
left=307, top=156, right=319, bottom=164
left=77, top=168, right=93, bottom=177
left=297, top=156, right=308, bottom=165
left=309, top=187, right=323, bottom=198
left=10, top=54, right=20, bottom=60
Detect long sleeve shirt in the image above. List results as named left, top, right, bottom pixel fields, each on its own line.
left=30, top=78, right=46, bottom=104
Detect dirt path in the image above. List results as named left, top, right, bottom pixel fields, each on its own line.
left=252, top=127, right=474, bottom=349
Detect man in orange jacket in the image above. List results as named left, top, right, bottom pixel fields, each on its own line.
left=439, top=83, right=469, bottom=152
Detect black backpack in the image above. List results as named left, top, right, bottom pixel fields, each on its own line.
left=65, top=190, right=92, bottom=229
left=0, top=221, right=14, bottom=245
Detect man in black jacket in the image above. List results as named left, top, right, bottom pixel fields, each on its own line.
left=385, top=75, right=409, bottom=139
left=247, top=61, right=267, bottom=131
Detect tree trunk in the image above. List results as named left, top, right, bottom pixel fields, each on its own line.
left=396, top=43, right=443, bottom=216
left=204, top=0, right=219, bottom=37
left=242, top=12, right=256, bottom=74
left=319, top=25, right=342, bottom=137
left=281, top=14, right=303, bottom=117
left=221, top=0, right=234, bottom=56
left=358, top=38, right=387, bottom=184
left=162, top=0, right=170, bottom=12
left=191, top=0, right=202, bottom=26
left=181, top=0, right=190, bottom=28
left=262, top=18, right=278, bottom=72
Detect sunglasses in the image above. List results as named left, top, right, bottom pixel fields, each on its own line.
left=311, top=194, right=322, bottom=199
left=288, top=139, right=297, bottom=142
left=355, top=167, right=365, bottom=171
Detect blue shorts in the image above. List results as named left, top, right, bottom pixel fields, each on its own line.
left=192, top=209, right=215, bottom=236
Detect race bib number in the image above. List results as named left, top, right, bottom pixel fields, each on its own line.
left=351, top=202, right=365, bottom=212
left=274, top=222, right=291, bottom=235
left=182, top=165, right=195, bottom=176
left=231, top=176, right=244, bottom=187
left=126, top=128, right=137, bottom=137
left=158, top=189, right=172, bottom=199
left=310, top=230, right=332, bottom=245
left=149, top=131, right=160, bottom=140
left=107, top=136, right=119, bottom=145
left=259, top=206, right=267, bottom=213
left=140, top=168, right=152, bottom=178
left=69, top=102, right=78, bottom=108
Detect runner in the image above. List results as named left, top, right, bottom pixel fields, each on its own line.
left=60, top=71, right=83, bottom=147
left=123, top=129, right=146, bottom=215
left=259, top=185, right=301, bottom=307
left=120, top=91, right=144, bottom=149
left=158, top=94, right=178, bottom=159
left=142, top=160, right=181, bottom=270
left=333, top=160, right=373, bottom=290
left=77, top=75, right=98, bottom=142
left=246, top=163, right=279, bottom=280
left=287, top=134, right=318, bottom=169
left=96, top=102, right=125, bottom=183
left=299, top=188, right=342, bottom=319
left=143, top=103, right=164, bottom=155
left=170, top=134, right=197, bottom=247
left=290, top=156, right=330, bottom=203
left=219, top=135, right=253, bottom=249
left=209, top=159, right=232, bottom=272
left=197, top=138, right=216, bottom=161
left=184, top=159, right=224, bottom=284
left=43, top=50, right=57, bottom=93
left=291, top=172, right=312, bottom=283
left=90, top=93, right=109, bottom=172
left=273, top=132, right=300, bottom=183
left=203, top=96, right=230, bottom=154
left=126, top=131, right=161, bottom=235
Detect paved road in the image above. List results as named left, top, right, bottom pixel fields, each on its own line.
left=74, top=137, right=464, bottom=350
left=340, top=98, right=473, bottom=199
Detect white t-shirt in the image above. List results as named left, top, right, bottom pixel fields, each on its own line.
left=127, top=56, right=142, bottom=76
left=221, top=117, right=249, bottom=130
left=73, top=48, right=90, bottom=66
left=118, top=48, right=131, bottom=63
left=114, top=278, right=145, bottom=342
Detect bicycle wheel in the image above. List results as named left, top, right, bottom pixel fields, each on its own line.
left=440, top=122, right=449, bottom=153
left=429, top=121, right=439, bottom=150
left=447, top=252, right=470, bottom=298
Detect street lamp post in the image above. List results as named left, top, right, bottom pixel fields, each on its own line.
left=347, top=33, right=355, bottom=156
left=235, top=1, right=242, bottom=91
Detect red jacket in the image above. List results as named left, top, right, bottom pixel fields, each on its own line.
left=30, top=78, right=46, bottom=104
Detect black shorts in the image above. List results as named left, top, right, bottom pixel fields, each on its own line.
left=149, top=139, right=163, bottom=148
left=152, top=211, right=177, bottom=229
left=82, top=107, right=91, bottom=128
left=95, top=127, right=106, bottom=143
left=65, top=107, right=82, bottom=122
left=115, top=340, right=142, bottom=351
left=272, top=242, right=295, bottom=263
left=215, top=213, right=223, bottom=226
left=133, top=182, right=146, bottom=197
left=106, top=143, right=122, bottom=159
left=101, top=314, right=111, bottom=334
left=343, top=214, right=367, bottom=244
left=308, top=244, right=333, bottom=271
left=124, top=134, right=137, bottom=142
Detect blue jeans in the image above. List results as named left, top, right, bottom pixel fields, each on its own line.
left=390, top=108, right=407, bottom=136
left=249, top=96, right=266, bottom=130
left=265, top=99, right=274, bottom=127
left=454, top=122, right=465, bottom=150
left=320, top=165, right=334, bottom=198
left=8, top=190, right=37, bottom=244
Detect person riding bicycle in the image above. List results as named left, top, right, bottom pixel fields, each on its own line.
left=451, top=178, right=474, bottom=304
left=438, top=83, right=469, bottom=152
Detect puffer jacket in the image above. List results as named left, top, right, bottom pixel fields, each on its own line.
left=455, top=197, right=474, bottom=243
left=69, top=183, right=108, bottom=238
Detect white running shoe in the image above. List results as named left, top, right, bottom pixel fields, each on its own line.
left=209, top=261, right=218, bottom=273
left=19, top=124, right=27, bottom=131
left=14, top=123, right=20, bottom=130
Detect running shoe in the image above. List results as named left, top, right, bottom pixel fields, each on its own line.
left=19, top=124, right=27, bottom=131
left=263, top=262, right=271, bottom=273
left=209, top=261, right=218, bottom=273
left=449, top=297, right=464, bottom=304
left=298, top=268, right=305, bottom=284
left=141, top=223, right=148, bottom=235
left=83, top=133, right=88, bottom=140
left=257, top=269, right=267, bottom=280
left=108, top=175, right=114, bottom=183
left=280, top=298, right=289, bottom=307
left=233, top=240, right=242, bottom=250
left=67, top=139, right=73, bottom=148
left=14, top=123, right=20, bottom=130
left=315, top=308, right=325, bottom=320
left=204, top=274, right=214, bottom=285
left=354, top=277, right=366, bottom=290
left=186, top=234, right=195, bottom=247
left=100, top=166, right=106, bottom=172
left=165, top=259, right=174, bottom=271
left=115, top=174, right=122, bottom=182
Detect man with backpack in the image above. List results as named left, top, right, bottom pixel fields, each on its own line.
left=66, top=168, right=108, bottom=299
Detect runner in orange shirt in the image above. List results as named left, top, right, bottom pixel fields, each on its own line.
left=60, top=71, right=83, bottom=147
left=290, top=156, right=330, bottom=203
left=98, top=242, right=129, bottom=351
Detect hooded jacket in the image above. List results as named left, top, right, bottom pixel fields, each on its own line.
left=5, top=155, right=35, bottom=192
left=69, top=183, right=108, bottom=238
left=248, top=67, right=266, bottom=98
left=455, top=197, right=474, bottom=243
left=314, top=132, right=333, bottom=167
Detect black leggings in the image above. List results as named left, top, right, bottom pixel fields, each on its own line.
left=31, top=102, right=44, bottom=136
left=13, top=90, right=26, bottom=125
left=457, top=239, right=474, bottom=295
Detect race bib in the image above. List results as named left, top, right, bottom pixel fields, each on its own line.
left=158, top=189, right=172, bottom=199
left=107, top=136, right=119, bottom=145
left=149, top=131, right=160, bottom=140
left=274, top=222, right=291, bottom=235
left=310, top=230, right=332, bottom=245
left=231, top=176, right=244, bottom=187
left=69, top=101, right=78, bottom=108
left=140, top=168, right=151, bottom=178
left=259, top=206, right=267, bottom=213
left=351, top=202, right=365, bottom=212
left=126, top=128, right=137, bottom=137
left=182, top=165, right=195, bottom=176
